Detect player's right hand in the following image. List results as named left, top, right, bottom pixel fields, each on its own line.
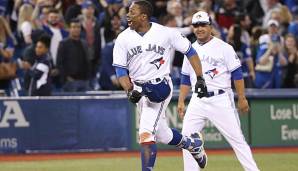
left=195, top=76, right=208, bottom=98
left=177, top=101, right=185, bottom=120
left=127, top=90, right=142, bottom=103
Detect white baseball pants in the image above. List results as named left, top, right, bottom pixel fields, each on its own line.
left=182, top=91, right=260, bottom=171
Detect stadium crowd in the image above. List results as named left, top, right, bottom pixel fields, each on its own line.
left=0, top=0, right=297, bottom=96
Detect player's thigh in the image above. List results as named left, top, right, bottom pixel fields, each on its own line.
left=138, top=93, right=172, bottom=143
left=208, top=93, right=244, bottom=140
left=182, top=95, right=206, bottom=136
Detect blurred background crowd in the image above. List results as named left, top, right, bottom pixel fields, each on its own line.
left=0, top=0, right=297, bottom=96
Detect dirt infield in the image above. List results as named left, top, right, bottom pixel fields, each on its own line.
left=0, top=147, right=297, bottom=162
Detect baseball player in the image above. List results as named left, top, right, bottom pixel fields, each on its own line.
left=178, top=11, right=260, bottom=171
left=112, top=1, right=208, bottom=170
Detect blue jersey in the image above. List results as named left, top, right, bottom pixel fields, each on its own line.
left=235, top=43, right=251, bottom=77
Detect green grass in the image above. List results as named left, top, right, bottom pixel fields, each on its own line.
left=0, top=153, right=297, bottom=171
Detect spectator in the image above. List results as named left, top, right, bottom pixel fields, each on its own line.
left=215, top=0, right=242, bottom=31
left=28, top=34, right=52, bottom=96
left=64, top=0, right=85, bottom=25
left=167, top=1, right=183, bottom=27
left=31, top=3, right=52, bottom=28
left=245, top=0, right=264, bottom=26
left=288, top=8, right=298, bottom=40
left=42, top=8, right=68, bottom=65
left=17, top=3, right=35, bottom=45
left=262, top=0, right=283, bottom=28
left=150, top=0, right=168, bottom=20
left=228, top=24, right=255, bottom=88
left=22, top=29, right=48, bottom=92
left=42, top=8, right=68, bottom=89
left=250, top=26, right=263, bottom=63
left=78, top=0, right=101, bottom=83
left=56, top=18, right=91, bottom=92
left=0, top=16, right=17, bottom=95
left=236, top=13, right=252, bottom=44
left=270, top=7, right=293, bottom=36
left=254, top=19, right=287, bottom=88
left=99, top=14, right=122, bottom=90
left=98, top=0, right=126, bottom=35
left=31, top=0, right=63, bottom=28
left=283, top=34, right=298, bottom=88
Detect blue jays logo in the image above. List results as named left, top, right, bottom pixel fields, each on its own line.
left=205, top=68, right=219, bottom=79
left=150, top=57, right=165, bottom=69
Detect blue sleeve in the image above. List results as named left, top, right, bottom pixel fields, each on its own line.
left=180, top=73, right=191, bottom=86
left=185, top=47, right=197, bottom=58
left=101, top=45, right=115, bottom=77
left=115, top=66, right=128, bottom=78
left=231, top=67, right=243, bottom=80
left=256, top=43, right=267, bottom=63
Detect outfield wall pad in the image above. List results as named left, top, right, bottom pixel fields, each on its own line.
left=0, top=96, right=132, bottom=153
left=0, top=89, right=297, bottom=153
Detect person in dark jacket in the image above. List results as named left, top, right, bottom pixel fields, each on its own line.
left=28, top=35, right=52, bottom=96
left=56, top=18, right=91, bottom=92
left=99, top=14, right=122, bottom=90
left=78, top=1, right=101, bottom=79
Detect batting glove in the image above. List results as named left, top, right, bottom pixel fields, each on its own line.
left=127, top=90, right=142, bottom=103
left=195, top=76, right=208, bottom=98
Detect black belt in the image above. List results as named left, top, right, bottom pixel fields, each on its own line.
left=206, top=89, right=225, bottom=97
left=148, top=78, right=162, bottom=84
left=135, top=78, right=162, bottom=86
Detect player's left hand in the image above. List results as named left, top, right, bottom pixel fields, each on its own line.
left=237, top=96, right=249, bottom=113
left=195, top=76, right=208, bottom=98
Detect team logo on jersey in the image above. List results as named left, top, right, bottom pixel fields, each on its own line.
left=150, top=57, right=165, bottom=69
left=205, top=68, right=218, bottom=79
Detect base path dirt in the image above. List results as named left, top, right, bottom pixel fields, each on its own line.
left=0, top=147, right=297, bottom=162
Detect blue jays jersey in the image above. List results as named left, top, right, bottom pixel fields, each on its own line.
left=182, top=37, right=241, bottom=91
left=113, top=22, right=191, bottom=82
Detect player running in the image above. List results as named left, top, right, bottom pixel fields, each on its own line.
left=113, top=1, right=208, bottom=170
left=178, top=11, right=260, bottom=171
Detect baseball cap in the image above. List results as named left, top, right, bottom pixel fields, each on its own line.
left=192, top=11, right=211, bottom=25
left=81, top=0, right=94, bottom=9
left=267, top=19, right=279, bottom=28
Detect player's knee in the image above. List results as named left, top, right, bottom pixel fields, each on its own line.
left=156, top=127, right=174, bottom=144
left=139, top=132, right=155, bottom=144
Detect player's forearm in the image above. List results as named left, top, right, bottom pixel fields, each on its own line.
left=247, top=58, right=255, bottom=74
left=234, top=79, right=246, bottom=99
left=118, top=76, right=133, bottom=92
left=188, top=55, right=203, bottom=76
left=178, top=85, right=191, bottom=103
